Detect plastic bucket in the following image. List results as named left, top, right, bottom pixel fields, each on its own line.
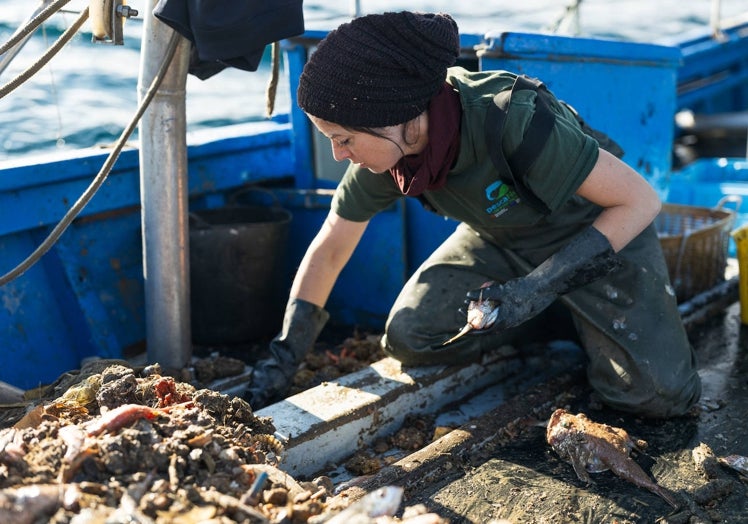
left=189, top=197, right=291, bottom=345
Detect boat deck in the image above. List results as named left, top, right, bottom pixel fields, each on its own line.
left=320, top=300, right=748, bottom=523
left=242, top=268, right=744, bottom=522
left=0, top=270, right=743, bottom=524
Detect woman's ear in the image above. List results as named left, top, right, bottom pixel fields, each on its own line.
left=403, top=112, right=427, bottom=148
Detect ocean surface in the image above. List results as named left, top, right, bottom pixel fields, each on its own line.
left=1, top=0, right=746, bottom=161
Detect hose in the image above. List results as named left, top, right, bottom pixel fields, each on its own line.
left=0, top=31, right=182, bottom=286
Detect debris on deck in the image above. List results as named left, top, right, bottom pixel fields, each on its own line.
left=0, top=298, right=746, bottom=523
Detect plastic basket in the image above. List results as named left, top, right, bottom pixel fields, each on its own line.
left=655, top=197, right=738, bottom=302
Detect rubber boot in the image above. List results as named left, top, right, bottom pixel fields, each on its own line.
left=244, top=298, right=329, bottom=409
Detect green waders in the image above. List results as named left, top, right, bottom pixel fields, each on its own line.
left=382, top=222, right=701, bottom=418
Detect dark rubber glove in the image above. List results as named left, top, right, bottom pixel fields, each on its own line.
left=243, top=298, right=329, bottom=409
left=465, top=226, right=622, bottom=332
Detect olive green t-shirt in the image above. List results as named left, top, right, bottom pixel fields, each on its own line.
left=331, top=67, right=602, bottom=252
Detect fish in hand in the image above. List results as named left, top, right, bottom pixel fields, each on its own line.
left=441, top=282, right=499, bottom=346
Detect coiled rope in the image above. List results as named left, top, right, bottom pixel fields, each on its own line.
left=0, top=31, right=182, bottom=286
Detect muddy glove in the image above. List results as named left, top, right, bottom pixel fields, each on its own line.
left=466, top=226, right=622, bottom=332
left=244, top=298, right=329, bottom=409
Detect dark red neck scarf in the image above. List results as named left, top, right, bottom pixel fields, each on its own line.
left=389, top=83, right=461, bottom=196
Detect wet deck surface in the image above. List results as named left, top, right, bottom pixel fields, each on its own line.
left=333, top=300, right=748, bottom=523
left=1, top=280, right=743, bottom=523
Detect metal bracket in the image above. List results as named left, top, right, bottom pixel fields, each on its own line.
left=90, top=0, right=139, bottom=45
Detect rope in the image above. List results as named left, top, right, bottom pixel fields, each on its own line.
left=711, top=0, right=726, bottom=39
left=0, top=7, right=89, bottom=100
left=0, top=31, right=182, bottom=286
left=547, top=0, right=583, bottom=35
left=0, top=0, right=73, bottom=56
left=265, top=41, right=280, bottom=118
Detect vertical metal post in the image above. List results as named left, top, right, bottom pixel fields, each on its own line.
left=138, top=1, right=192, bottom=372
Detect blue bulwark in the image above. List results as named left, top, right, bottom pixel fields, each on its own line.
left=477, top=31, right=681, bottom=198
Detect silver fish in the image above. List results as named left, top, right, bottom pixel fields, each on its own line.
left=442, top=284, right=499, bottom=346
left=325, top=486, right=404, bottom=524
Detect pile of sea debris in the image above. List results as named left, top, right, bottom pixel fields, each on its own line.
left=4, top=323, right=747, bottom=523
left=0, top=358, right=446, bottom=523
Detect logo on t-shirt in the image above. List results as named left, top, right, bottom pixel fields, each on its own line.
left=484, top=181, right=520, bottom=217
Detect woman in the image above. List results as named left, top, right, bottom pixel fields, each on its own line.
left=244, top=11, right=701, bottom=417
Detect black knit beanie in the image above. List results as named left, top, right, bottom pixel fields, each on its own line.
left=297, top=11, right=460, bottom=128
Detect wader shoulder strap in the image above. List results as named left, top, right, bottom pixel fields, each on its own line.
left=484, top=74, right=555, bottom=215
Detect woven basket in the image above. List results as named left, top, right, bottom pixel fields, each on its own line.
left=655, top=199, right=737, bottom=302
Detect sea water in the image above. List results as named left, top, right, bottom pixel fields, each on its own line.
left=0, top=0, right=746, bottom=161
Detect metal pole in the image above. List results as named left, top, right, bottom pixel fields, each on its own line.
left=138, top=1, right=192, bottom=372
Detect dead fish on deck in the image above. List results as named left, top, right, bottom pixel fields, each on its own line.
left=323, top=486, right=404, bottom=523
left=442, top=282, right=499, bottom=345
left=546, top=408, right=680, bottom=508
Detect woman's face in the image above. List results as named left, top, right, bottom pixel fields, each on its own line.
left=309, top=115, right=418, bottom=173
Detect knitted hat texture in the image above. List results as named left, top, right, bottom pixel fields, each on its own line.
left=297, top=11, right=460, bottom=127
